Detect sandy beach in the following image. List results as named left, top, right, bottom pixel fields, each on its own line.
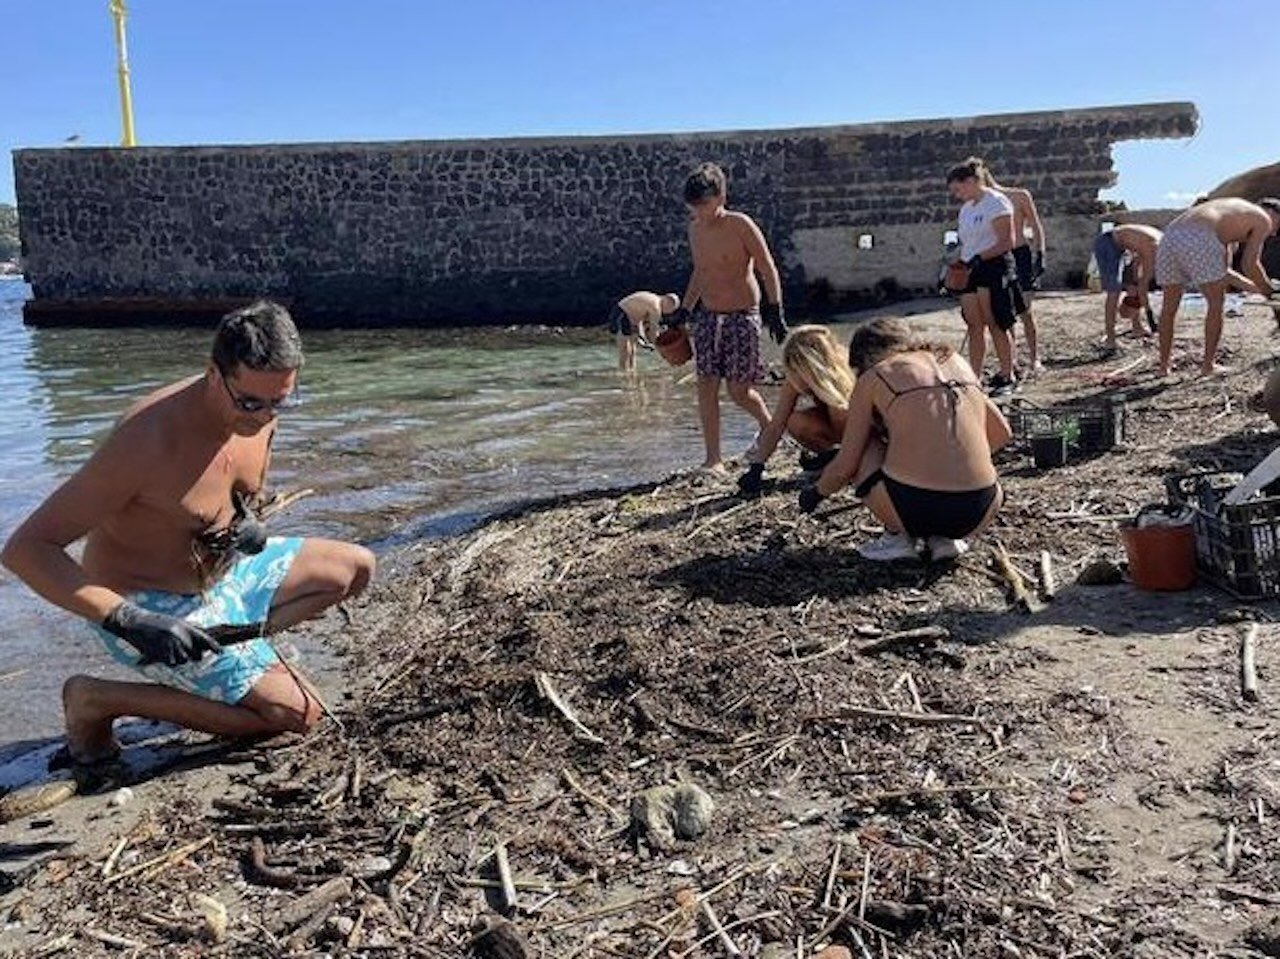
left=3, top=290, right=1280, bottom=957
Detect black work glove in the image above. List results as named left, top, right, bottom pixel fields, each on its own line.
left=966, top=254, right=983, bottom=272
left=1144, top=305, right=1157, bottom=332
left=661, top=306, right=691, bottom=330
left=737, top=462, right=765, bottom=498
left=798, top=484, right=825, bottom=514
left=227, top=489, right=268, bottom=554
left=761, top=301, right=788, bottom=345
left=1033, top=251, right=1045, bottom=277
left=102, top=602, right=222, bottom=667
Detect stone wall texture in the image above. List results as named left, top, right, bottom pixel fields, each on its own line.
left=13, top=102, right=1197, bottom=326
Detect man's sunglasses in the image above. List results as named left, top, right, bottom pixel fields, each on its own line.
left=217, top=368, right=301, bottom=414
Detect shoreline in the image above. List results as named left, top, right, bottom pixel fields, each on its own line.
left=3, top=292, right=1280, bottom=956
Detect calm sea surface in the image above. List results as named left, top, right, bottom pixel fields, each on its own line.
left=0, top=280, right=772, bottom=741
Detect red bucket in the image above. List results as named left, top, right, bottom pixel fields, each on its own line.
left=655, top=327, right=692, bottom=367
left=1121, top=515, right=1196, bottom=591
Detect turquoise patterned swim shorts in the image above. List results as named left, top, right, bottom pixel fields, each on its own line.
left=91, top=537, right=303, bottom=704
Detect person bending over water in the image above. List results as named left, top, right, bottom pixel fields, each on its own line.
left=737, top=325, right=856, bottom=497
left=607, top=290, right=679, bottom=372
left=668, top=162, right=788, bottom=472
left=798, top=317, right=1011, bottom=562
left=2, top=301, right=375, bottom=773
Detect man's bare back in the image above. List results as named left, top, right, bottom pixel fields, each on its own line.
left=689, top=211, right=767, bottom=312
left=1172, top=197, right=1273, bottom=246
left=83, top=376, right=276, bottom=595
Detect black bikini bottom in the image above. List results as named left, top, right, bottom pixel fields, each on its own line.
left=854, top=470, right=1000, bottom=539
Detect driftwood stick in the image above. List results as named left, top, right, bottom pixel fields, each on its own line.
left=494, top=843, right=518, bottom=915
left=266, top=876, right=353, bottom=935
left=103, top=836, right=212, bottom=885
left=848, top=782, right=1022, bottom=805
left=256, top=487, right=316, bottom=520
left=534, top=671, right=604, bottom=743
left=561, top=767, right=623, bottom=824
left=1038, top=550, right=1056, bottom=600
left=1225, top=823, right=1238, bottom=875
left=247, top=835, right=303, bottom=890
left=83, top=928, right=145, bottom=949
left=698, top=899, right=742, bottom=956
left=1242, top=623, right=1260, bottom=703
left=993, top=542, right=1038, bottom=613
left=809, top=704, right=989, bottom=730
left=822, top=843, right=841, bottom=911
left=859, top=626, right=949, bottom=656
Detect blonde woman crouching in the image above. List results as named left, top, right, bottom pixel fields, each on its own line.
left=737, top=325, right=856, bottom=497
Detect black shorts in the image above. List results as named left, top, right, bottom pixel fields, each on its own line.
left=963, top=254, right=1026, bottom=331
left=1012, top=245, right=1036, bottom=290
left=856, top=470, right=1002, bottom=540
left=606, top=304, right=633, bottom=336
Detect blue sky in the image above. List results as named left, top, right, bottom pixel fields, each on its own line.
left=3, top=0, right=1273, bottom=209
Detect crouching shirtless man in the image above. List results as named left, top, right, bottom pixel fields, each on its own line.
left=2, top=300, right=375, bottom=770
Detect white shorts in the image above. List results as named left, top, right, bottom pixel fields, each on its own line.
left=1155, top=224, right=1227, bottom=288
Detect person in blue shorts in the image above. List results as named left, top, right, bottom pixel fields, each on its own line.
left=2, top=301, right=375, bottom=771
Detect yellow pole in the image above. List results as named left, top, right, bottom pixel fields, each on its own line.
left=108, top=0, right=136, bottom=147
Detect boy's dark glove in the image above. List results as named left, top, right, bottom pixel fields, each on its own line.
left=1144, top=305, right=1157, bottom=332
left=798, top=484, right=824, bottom=514
left=737, top=462, right=765, bottom=497
left=101, top=602, right=222, bottom=667
left=228, top=489, right=268, bottom=555
left=966, top=254, right=983, bottom=272
left=761, top=302, right=788, bottom=345
left=1033, top=251, right=1045, bottom=277
left=661, top=307, right=692, bottom=330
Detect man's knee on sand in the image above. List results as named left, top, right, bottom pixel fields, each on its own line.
left=243, top=665, right=324, bottom=733
left=300, top=541, right=376, bottom=604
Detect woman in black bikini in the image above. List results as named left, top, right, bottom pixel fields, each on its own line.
left=798, top=317, right=1011, bottom=561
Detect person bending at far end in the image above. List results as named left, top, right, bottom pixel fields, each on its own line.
left=798, top=317, right=1011, bottom=563
left=1156, top=197, right=1280, bottom=376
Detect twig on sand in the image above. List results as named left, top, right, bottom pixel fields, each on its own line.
left=103, top=836, right=212, bottom=886
left=808, top=704, right=990, bottom=731
left=83, top=928, right=145, bottom=950
left=1241, top=623, right=1260, bottom=703
left=494, top=842, right=518, bottom=915
left=561, top=767, right=623, bottom=824
left=247, top=835, right=302, bottom=889
left=266, top=876, right=353, bottom=936
left=696, top=898, right=742, bottom=956
left=993, top=542, right=1040, bottom=614
left=859, top=625, right=949, bottom=656
left=1038, top=550, right=1057, bottom=600
left=535, top=671, right=605, bottom=743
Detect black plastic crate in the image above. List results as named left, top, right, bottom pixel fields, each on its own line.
left=1165, top=470, right=1280, bottom=597
left=1006, top=398, right=1127, bottom=454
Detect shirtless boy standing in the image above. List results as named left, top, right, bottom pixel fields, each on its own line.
left=1156, top=197, right=1280, bottom=375
left=670, top=162, right=787, bottom=471
left=1093, top=223, right=1162, bottom=351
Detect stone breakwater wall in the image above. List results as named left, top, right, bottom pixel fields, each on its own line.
left=14, top=102, right=1196, bottom=326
